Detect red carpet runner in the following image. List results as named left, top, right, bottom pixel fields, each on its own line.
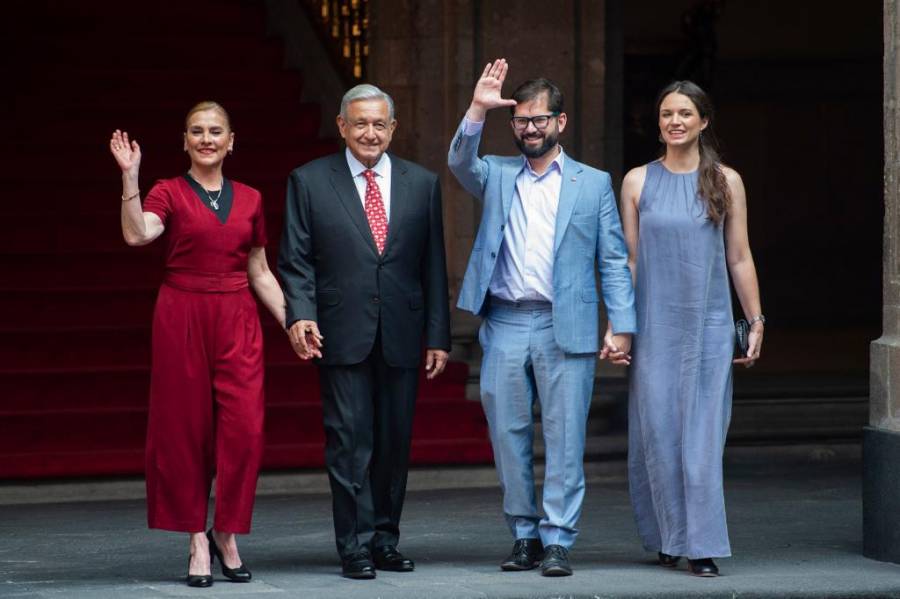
left=0, top=0, right=491, bottom=479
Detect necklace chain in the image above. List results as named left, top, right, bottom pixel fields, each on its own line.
left=188, top=172, right=223, bottom=210
left=205, top=186, right=223, bottom=210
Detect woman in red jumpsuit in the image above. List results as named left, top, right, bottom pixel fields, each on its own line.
left=109, top=102, right=301, bottom=587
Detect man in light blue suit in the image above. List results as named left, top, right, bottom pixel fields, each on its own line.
left=448, top=58, right=636, bottom=576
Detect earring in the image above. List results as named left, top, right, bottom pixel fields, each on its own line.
left=228, top=148, right=233, bottom=155
left=658, top=134, right=663, bottom=143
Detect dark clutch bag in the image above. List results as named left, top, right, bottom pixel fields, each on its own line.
left=735, top=319, right=750, bottom=358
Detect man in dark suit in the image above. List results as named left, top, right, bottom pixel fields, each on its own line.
left=278, top=84, right=451, bottom=579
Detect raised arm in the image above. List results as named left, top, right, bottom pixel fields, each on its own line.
left=464, top=58, right=518, bottom=123
left=447, top=58, right=517, bottom=199
left=723, top=167, right=764, bottom=366
left=109, top=129, right=164, bottom=246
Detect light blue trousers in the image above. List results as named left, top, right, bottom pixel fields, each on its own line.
left=479, top=301, right=596, bottom=549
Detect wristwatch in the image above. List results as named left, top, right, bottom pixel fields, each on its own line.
left=748, top=314, right=766, bottom=327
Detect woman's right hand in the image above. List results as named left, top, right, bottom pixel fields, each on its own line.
left=110, top=129, right=141, bottom=177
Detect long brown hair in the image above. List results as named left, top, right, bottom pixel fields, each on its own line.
left=656, top=81, right=730, bottom=224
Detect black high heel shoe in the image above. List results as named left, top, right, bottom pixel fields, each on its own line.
left=186, top=556, right=213, bottom=587
left=207, top=529, right=252, bottom=582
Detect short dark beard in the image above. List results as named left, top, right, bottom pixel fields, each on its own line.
left=515, top=130, right=558, bottom=158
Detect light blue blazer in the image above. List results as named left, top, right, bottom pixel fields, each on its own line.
left=448, top=119, right=636, bottom=354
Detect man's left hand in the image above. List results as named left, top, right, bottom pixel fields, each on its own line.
left=425, top=349, right=449, bottom=380
left=599, top=331, right=632, bottom=366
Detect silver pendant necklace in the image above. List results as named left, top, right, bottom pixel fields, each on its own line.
left=205, top=186, right=223, bottom=210
left=188, top=172, right=223, bottom=210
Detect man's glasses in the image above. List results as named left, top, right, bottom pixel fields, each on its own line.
left=510, top=113, right=559, bottom=131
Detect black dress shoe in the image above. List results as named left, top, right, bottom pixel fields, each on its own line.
left=342, top=551, right=376, bottom=579
left=687, top=558, right=719, bottom=577
left=186, top=556, right=213, bottom=587
left=207, top=530, right=252, bottom=582
left=540, top=544, right=573, bottom=577
left=372, top=545, right=415, bottom=572
left=500, top=538, right=544, bottom=571
left=658, top=552, right=681, bottom=567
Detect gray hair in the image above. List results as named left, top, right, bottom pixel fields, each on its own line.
left=339, top=84, right=395, bottom=120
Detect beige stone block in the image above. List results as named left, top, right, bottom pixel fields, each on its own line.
left=871, top=337, right=891, bottom=427
left=871, top=337, right=900, bottom=431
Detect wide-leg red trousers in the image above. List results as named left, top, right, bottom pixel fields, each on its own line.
left=145, top=283, right=264, bottom=533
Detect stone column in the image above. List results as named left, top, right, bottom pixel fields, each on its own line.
left=863, top=0, right=900, bottom=565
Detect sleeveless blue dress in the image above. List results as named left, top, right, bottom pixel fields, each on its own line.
left=628, top=160, right=734, bottom=559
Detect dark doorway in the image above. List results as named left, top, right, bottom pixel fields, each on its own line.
left=620, top=1, right=882, bottom=439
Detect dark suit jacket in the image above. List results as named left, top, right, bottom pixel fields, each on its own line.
left=278, top=152, right=451, bottom=368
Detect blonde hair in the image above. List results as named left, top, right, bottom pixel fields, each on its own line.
left=184, top=101, right=231, bottom=131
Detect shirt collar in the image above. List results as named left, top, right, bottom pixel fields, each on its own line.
left=346, top=148, right=391, bottom=179
left=521, top=146, right=565, bottom=178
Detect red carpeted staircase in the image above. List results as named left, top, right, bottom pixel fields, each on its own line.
left=0, top=0, right=491, bottom=479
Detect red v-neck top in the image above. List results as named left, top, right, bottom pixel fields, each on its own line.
left=143, top=177, right=267, bottom=293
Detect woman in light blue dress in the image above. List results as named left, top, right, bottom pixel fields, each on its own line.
left=615, top=81, right=764, bottom=577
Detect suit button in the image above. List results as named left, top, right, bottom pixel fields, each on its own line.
left=372, top=296, right=381, bottom=303
left=491, top=252, right=496, bottom=258
left=500, top=225, right=505, bottom=231
left=377, top=264, right=383, bottom=270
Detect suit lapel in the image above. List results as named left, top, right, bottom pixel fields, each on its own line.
left=383, top=155, right=407, bottom=256
left=329, top=153, right=379, bottom=256
left=554, top=159, right=585, bottom=253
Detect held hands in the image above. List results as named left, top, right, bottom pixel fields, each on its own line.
left=466, top=58, right=517, bottom=122
left=733, top=323, right=763, bottom=368
left=599, top=327, right=632, bottom=366
left=425, top=349, right=449, bottom=380
left=109, top=130, right=141, bottom=177
left=288, top=320, right=324, bottom=361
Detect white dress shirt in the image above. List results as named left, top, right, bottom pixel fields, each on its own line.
left=345, top=148, right=392, bottom=222
left=463, top=118, right=563, bottom=303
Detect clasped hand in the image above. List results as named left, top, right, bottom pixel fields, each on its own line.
left=288, top=320, right=324, bottom=360
left=599, top=328, right=632, bottom=366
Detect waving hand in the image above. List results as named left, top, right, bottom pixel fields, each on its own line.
left=466, top=58, right=517, bottom=122
left=110, top=129, right=141, bottom=177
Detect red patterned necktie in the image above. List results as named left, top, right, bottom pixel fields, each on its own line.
left=363, top=169, right=388, bottom=254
